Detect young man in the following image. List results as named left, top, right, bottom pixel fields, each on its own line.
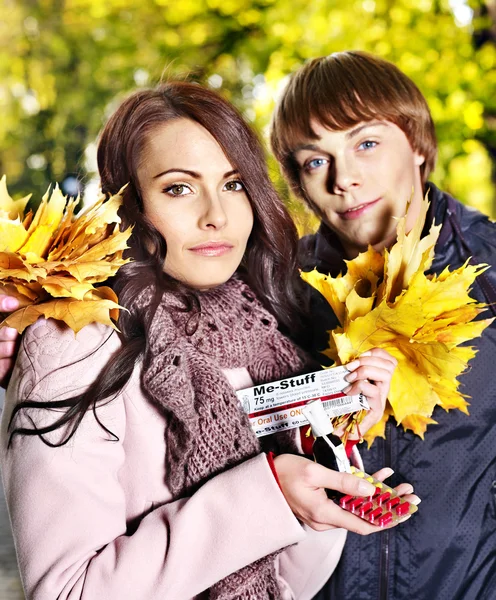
left=271, top=51, right=496, bottom=600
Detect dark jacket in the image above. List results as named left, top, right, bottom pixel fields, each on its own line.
left=301, top=184, right=496, bottom=600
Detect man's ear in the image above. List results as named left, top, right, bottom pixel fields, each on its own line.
left=414, top=153, right=425, bottom=167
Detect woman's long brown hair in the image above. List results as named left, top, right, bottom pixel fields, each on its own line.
left=9, top=82, right=308, bottom=446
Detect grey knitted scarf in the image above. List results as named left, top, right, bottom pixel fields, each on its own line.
left=140, top=277, right=309, bottom=599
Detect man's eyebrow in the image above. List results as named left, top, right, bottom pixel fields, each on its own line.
left=346, top=121, right=388, bottom=140
left=293, top=143, right=321, bottom=153
left=292, top=122, right=388, bottom=154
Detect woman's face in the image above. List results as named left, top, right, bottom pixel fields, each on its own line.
left=136, top=118, right=254, bottom=289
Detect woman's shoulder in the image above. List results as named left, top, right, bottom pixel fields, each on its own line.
left=21, top=317, right=120, bottom=365
left=11, top=319, right=122, bottom=401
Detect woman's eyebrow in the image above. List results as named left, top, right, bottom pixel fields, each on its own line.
left=153, top=169, right=239, bottom=179
left=153, top=168, right=200, bottom=179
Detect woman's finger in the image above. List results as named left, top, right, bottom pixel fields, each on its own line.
left=309, top=500, right=383, bottom=534
left=360, top=348, right=398, bottom=366
left=344, top=380, right=385, bottom=402
left=0, top=296, right=19, bottom=312
left=345, top=365, right=394, bottom=385
left=0, top=327, right=18, bottom=343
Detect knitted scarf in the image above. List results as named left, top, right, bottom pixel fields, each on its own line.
left=139, top=277, right=310, bottom=600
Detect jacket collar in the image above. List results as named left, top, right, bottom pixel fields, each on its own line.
left=425, top=182, right=454, bottom=248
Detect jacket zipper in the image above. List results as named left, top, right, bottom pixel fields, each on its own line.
left=378, top=421, right=392, bottom=600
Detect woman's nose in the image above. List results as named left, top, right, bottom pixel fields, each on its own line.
left=199, top=193, right=228, bottom=229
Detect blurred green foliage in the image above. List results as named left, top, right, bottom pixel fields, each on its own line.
left=1, top=0, right=495, bottom=232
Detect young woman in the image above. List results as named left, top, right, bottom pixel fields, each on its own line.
left=0, top=82, right=409, bottom=600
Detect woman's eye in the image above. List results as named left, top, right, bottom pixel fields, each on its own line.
left=305, top=158, right=328, bottom=171
left=164, top=184, right=192, bottom=196
left=358, top=140, right=377, bottom=151
left=224, top=180, right=244, bottom=192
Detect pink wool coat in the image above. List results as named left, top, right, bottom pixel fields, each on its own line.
left=0, top=318, right=347, bottom=600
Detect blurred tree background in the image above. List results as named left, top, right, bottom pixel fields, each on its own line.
left=1, top=0, right=495, bottom=233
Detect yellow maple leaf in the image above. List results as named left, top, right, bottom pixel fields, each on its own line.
left=382, top=194, right=441, bottom=303
left=0, top=217, right=29, bottom=253
left=0, top=175, right=31, bottom=219
left=362, top=405, right=393, bottom=447
left=41, top=276, right=96, bottom=300
left=302, top=247, right=384, bottom=326
left=401, top=414, right=438, bottom=439
left=303, top=193, right=493, bottom=442
left=0, top=282, right=45, bottom=307
left=0, top=178, right=131, bottom=334
left=19, top=185, right=67, bottom=261
left=0, top=252, right=47, bottom=281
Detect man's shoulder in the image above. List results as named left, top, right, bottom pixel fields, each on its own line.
left=430, top=184, right=494, bottom=235
left=298, top=225, right=346, bottom=276
left=449, top=194, right=494, bottom=230
left=429, top=184, right=495, bottom=259
left=298, top=231, right=319, bottom=270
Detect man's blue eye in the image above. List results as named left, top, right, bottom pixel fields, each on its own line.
left=306, top=158, right=327, bottom=170
left=358, top=140, right=377, bottom=150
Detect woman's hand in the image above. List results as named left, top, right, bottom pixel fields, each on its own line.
left=339, top=348, right=397, bottom=439
left=273, top=455, right=420, bottom=534
left=0, top=293, right=20, bottom=388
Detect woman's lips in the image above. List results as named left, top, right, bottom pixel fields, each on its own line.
left=189, top=242, right=234, bottom=257
left=339, top=198, right=381, bottom=220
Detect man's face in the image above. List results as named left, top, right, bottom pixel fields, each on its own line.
left=293, top=120, right=425, bottom=258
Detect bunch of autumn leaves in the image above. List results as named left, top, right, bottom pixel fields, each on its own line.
left=1, top=176, right=492, bottom=444
left=0, top=176, right=131, bottom=333
left=303, top=196, right=493, bottom=443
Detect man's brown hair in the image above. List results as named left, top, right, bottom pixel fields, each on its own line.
left=270, top=51, right=437, bottom=197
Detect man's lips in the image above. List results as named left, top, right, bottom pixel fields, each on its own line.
left=338, top=198, right=381, bottom=220
left=189, top=242, right=234, bottom=257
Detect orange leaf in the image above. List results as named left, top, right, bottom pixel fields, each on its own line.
left=0, top=178, right=131, bottom=333
left=0, top=287, right=121, bottom=334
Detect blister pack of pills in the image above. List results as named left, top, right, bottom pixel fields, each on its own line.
left=340, top=466, right=418, bottom=527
